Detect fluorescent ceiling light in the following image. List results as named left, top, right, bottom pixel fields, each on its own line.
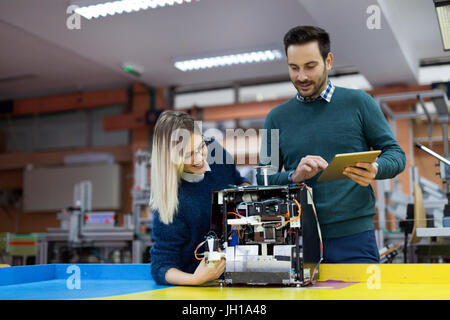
left=418, top=64, right=450, bottom=84
left=74, top=0, right=194, bottom=19
left=174, top=50, right=284, bottom=72
left=434, top=0, right=450, bottom=51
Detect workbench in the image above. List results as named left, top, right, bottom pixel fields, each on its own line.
left=1, top=263, right=449, bottom=300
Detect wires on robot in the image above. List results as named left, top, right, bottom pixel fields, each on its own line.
left=305, top=185, right=323, bottom=285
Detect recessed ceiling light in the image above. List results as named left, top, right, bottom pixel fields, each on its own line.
left=174, top=50, right=284, bottom=72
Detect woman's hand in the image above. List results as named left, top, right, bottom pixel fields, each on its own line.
left=191, top=258, right=226, bottom=285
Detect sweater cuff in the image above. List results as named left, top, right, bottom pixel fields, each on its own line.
left=152, top=264, right=174, bottom=286
left=287, top=170, right=295, bottom=183
left=256, top=170, right=291, bottom=186
left=374, top=158, right=386, bottom=180
left=277, top=170, right=291, bottom=185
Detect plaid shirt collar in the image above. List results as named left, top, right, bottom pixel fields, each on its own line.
left=296, top=79, right=335, bottom=103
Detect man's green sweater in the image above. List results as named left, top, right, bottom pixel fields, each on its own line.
left=256, top=86, right=406, bottom=239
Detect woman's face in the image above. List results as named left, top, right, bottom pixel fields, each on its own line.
left=183, top=134, right=207, bottom=174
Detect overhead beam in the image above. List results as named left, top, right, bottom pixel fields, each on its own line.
left=366, top=84, right=431, bottom=96
left=0, top=169, right=23, bottom=189
left=101, top=84, right=433, bottom=132
left=103, top=98, right=286, bottom=131
left=367, top=84, right=432, bottom=110
left=7, top=88, right=128, bottom=116
left=103, top=112, right=147, bottom=131
left=0, top=145, right=132, bottom=170
left=197, top=99, right=285, bottom=122
left=103, top=84, right=432, bottom=131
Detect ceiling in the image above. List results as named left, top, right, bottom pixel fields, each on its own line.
left=0, top=0, right=449, bottom=100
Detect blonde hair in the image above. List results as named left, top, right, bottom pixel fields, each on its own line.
left=150, top=110, right=199, bottom=225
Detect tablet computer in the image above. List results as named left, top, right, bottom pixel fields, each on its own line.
left=317, top=150, right=381, bottom=182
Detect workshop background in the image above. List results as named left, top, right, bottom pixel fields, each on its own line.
left=0, top=0, right=449, bottom=267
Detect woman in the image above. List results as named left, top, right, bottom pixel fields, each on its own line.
left=150, top=110, right=249, bottom=285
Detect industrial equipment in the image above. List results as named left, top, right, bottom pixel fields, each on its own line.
left=205, top=184, right=322, bottom=286
left=39, top=149, right=152, bottom=264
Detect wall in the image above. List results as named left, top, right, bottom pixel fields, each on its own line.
left=0, top=88, right=135, bottom=234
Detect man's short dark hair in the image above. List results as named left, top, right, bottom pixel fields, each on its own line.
left=283, top=26, right=330, bottom=61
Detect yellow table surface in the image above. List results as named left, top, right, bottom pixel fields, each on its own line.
left=98, top=264, right=450, bottom=300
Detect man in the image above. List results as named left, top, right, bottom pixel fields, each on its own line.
left=256, top=26, right=406, bottom=263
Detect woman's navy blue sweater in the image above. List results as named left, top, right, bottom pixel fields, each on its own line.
left=150, top=149, right=248, bottom=285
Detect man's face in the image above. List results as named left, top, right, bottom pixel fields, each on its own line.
left=286, top=41, right=333, bottom=100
